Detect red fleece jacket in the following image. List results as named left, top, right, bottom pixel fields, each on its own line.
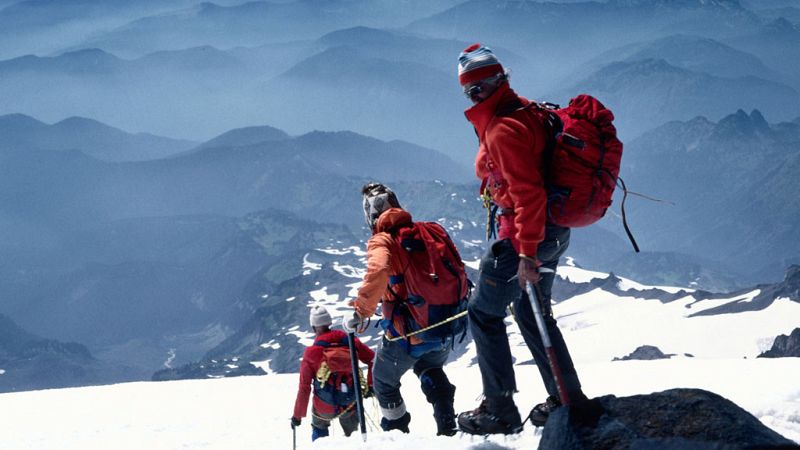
left=292, top=329, right=374, bottom=419
left=465, top=82, right=549, bottom=259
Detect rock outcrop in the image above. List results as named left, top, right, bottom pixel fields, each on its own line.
left=613, top=345, right=674, bottom=361
left=759, top=328, right=800, bottom=358
left=540, top=388, right=797, bottom=449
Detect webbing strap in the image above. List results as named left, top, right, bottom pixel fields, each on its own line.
left=617, top=177, right=640, bottom=253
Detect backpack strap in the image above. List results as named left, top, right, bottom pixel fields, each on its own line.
left=618, top=177, right=641, bottom=253
left=313, top=338, right=347, bottom=349
left=495, top=99, right=564, bottom=178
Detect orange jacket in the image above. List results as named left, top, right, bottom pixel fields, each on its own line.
left=466, top=82, right=549, bottom=259
left=351, top=208, right=424, bottom=344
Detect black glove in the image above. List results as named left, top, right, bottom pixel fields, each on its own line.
left=291, top=416, right=301, bottom=428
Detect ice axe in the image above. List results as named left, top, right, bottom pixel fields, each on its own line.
left=347, top=331, right=368, bottom=442
left=525, top=280, right=571, bottom=406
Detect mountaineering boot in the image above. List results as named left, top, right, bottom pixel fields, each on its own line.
left=416, top=367, right=458, bottom=436
left=380, top=411, right=411, bottom=433
left=433, top=401, right=457, bottom=436
left=528, top=395, right=560, bottom=427
left=457, top=396, right=522, bottom=436
left=311, top=425, right=329, bottom=441
left=528, top=391, right=589, bottom=427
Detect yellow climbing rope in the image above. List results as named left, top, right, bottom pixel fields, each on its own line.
left=385, top=310, right=468, bottom=342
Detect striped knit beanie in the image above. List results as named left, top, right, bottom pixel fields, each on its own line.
left=458, top=43, right=504, bottom=86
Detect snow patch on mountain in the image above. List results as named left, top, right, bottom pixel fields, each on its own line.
left=302, top=254, right=322, bottom=275
left=317, top=246, right=366, bottom=256
left=686, top=290, right=761, bottom=313
left=556, top=289, right=800, bottom=362
left=559, top=261, right=692, bottom=293
left=284, top=328, right=314, bottom=348
left=333, top=262, right=364, bottom=279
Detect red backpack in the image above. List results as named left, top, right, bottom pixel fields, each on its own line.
left=383, top=222, right=471, bottom=342
left=528, top=95, right=639, bottom=251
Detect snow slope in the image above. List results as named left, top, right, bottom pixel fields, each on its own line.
left=0, top=359, right=797, bottom=449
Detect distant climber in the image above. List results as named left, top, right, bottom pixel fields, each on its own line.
left=291, top=305, right=374, bottom=441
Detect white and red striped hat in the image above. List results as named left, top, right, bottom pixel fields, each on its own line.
left=458, top=43, right=504, bottom=86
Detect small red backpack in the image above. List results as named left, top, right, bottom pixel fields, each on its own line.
left=312, top=337, right=358, bottom=407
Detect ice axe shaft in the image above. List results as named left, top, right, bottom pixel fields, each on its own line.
left=526, top=280, right=571, bottom=406
left=347, top=331, right=368, bottom=442
left=292, top=423, right=296, bottom=450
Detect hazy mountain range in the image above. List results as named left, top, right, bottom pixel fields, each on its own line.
left=0, top=312, right=134, bottom=392
left=1, top=0, right=798, bottom=159
left=622, top=109, right=800, bottom=280
left=69, top=0, right=464, bottom=58
left=0, top=113, right=196, bottom=161
left=2, top=95, right=799, bottom=388
left=0, top=0, right=798, bottom=395
left=559, top=58, right=800, bottom=137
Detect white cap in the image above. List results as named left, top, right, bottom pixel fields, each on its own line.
left=309, top=305, right=332, bottom=328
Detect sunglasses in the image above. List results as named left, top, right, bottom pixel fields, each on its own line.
left=463, top=83, right=486, bottom=98
left=462, top=73, right=506, bottom=99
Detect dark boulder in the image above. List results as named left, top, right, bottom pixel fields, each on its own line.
left=613, top=345, right=674, bottom=361
left=539, top=388, right=798, bottom=449
left=759, top=328, right=800, bottom=358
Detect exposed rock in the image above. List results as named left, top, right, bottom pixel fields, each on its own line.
left=691, top=265, right=800, bottom=317
left=613, top=345, right=674, bottom=361
left=758, top=327, right=800, bottom=358
left=553, top=273, right=697, bottom=305
left=540, top=388, right=798, bottom=449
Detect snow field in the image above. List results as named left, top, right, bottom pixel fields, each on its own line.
left=0, top=358, right=797, bottom=449
left=554, top=290, right=800, bottom=362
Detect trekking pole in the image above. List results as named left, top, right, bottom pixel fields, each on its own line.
left=347, top=332, right=368, bottom=442
left=525, top=281, right=571, bottom=406
left=292, top=423, right=296, bottom=450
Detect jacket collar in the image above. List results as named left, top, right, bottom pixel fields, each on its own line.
left=464, top=83, right=526, bottom=137
left=315, top=329, right=345, bottom=344
left=374, top=208, right=413, bottom=234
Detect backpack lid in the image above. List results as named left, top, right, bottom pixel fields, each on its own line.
left=374, top=208, right=413, bottom=234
